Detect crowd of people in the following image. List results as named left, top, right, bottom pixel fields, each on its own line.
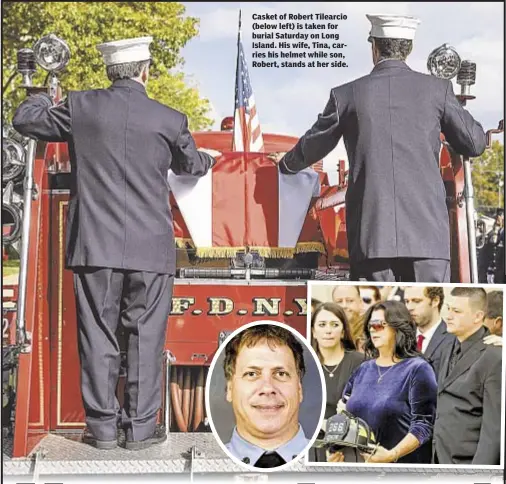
left=308, top=286, right=503, bottom=465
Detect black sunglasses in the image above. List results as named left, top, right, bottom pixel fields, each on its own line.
left=362, top=297, right=372, bottom=304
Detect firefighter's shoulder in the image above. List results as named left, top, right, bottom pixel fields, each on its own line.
left=146, top=98, right=186, bottom=123
left=409, top=68, right=449, bottom=87
left=331, top=73, right=371, bottom=95
left=329, top=75, right=368, bottom=102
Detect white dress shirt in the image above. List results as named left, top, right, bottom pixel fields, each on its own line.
left=416, top=319, right=442, bottom=353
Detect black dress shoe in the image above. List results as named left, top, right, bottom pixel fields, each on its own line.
left=82, top=428, right=117, bottom=450
left=125, top=425, right=167, bottom=451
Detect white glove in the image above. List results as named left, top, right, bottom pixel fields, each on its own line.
left=483, top=334, right=503, bottom=347
left=199, top=148, right=222, bottom=158
left=266, top=152, right=286, bottom=164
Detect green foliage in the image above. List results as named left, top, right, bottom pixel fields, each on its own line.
left=3, top=257, right=20, bottom=267
left=2, top=2, right=213, bottom=130
left=473, top=140, right=504, bottom=216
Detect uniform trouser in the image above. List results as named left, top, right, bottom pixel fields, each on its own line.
left=350, top=258, right=450, bottom=282
left=73, top=267, right=173, bottom=441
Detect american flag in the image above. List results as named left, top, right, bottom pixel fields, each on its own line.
left=232, top=23, right=264, bottom=152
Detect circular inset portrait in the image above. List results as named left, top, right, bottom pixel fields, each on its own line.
left=205, top=320, right=326, bottom=471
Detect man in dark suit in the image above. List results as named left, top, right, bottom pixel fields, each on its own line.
left=270, top=14, right=486, bottom=282
left=485, top=290, right=503, bottom=337
left=434, top=287, right=502, bottom=465
left=13, top=36, right=216, bottom=450
left=404, top=286, right=454, bottom=379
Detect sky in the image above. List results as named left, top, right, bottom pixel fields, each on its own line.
left=179, top=2, right=504, bottom=178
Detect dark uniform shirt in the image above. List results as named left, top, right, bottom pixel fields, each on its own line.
left=225, top=425, right=310, bottom=466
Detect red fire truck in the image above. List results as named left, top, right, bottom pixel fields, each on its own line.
left=2, top=34, right=502, bottom=479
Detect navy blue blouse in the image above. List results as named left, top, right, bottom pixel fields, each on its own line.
left=343, top=356, right=437, bottom=463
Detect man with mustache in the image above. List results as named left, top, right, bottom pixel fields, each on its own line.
left=223, top=324, right=310, bottom=468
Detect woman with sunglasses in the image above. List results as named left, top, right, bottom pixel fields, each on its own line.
left=309, top=302, right=364, bottom=462
left=330, top=300, right=437, bottom=464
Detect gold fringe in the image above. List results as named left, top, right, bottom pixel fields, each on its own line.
left=333, top=248, right=349, bottom=258
left=252, top=247, right=296, bottom=258
left=195, top=247, right=246, bottom=258
left=295, top=242, right=326, bottom=254
left=192, top=243, right=326, bottom=259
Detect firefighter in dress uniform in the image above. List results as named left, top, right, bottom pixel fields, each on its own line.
left=271, top=14, right=487, bottom=283
left=485, top=208, right=505, bottom=284
left=13, top=37, right=217, bottom=450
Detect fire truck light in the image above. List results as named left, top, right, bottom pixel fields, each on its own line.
left=221, top=117, right=234, bottom=131
left=427, top=44, right=461, bottom=80
left=2, top=138, right=26, bottom=183
left=456, top=61, right=477, bottom=98
left=457, top=61, right=477, bottom=85
left=33, top=34, right=70, bottom=72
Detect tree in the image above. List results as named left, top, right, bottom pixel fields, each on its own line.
left=2, top=2, right=213, bottom=130
left=473, top=140, right=504, bottom=216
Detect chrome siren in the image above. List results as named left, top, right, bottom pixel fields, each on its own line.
left=427, top=44, right=461, bottom=79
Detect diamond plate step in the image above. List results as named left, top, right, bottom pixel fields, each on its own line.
left=2, top=432, right=504, bottom=477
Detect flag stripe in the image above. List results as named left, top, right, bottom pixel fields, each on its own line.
left=232, top=34, right=264, bottom=153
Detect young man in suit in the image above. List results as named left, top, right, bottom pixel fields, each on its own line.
left=269, top=14, right=486, bottom=282
left=433, top=287, right=502, bottom=465
left=13, top=37, right=217, bottom=450
left=404, top=286, right=453, bottom=379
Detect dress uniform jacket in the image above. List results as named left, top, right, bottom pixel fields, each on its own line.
left=279, top=60, right=486, bottom=264
left=13, top=78, right=213, bottom=274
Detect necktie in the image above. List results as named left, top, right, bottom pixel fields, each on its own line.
left=254, top=451, right=286, bottom=468
left=416, top=334, right=425, bottom=352
left=447, top=343, right=462, bottom=375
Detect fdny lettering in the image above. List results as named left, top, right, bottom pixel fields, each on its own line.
left=169, top=297, right=307, bottom=316
left=208, top=297, right=234, bottom=315
left=170, top=297, right=195, bottom=315
left=294, top=298, right=307, bottom=316
left=252, top=298, right=281, bottom=316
